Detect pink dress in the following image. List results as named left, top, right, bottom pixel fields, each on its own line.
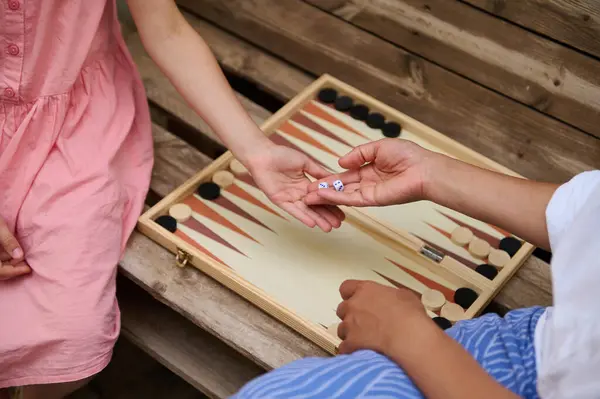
left=0, top=0, right=153, bottom=387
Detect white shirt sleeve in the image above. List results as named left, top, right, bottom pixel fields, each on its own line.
left=536, top=170, right=600, bottom=399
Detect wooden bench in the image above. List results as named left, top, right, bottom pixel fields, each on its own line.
left=114, top=1, right=600, bottom=397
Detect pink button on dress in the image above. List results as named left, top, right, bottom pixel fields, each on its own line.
left=0, top=0, right=153, bottom=387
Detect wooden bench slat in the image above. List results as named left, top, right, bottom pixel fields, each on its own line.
left=176, top=0, right=600, bottom=183
left=118, top=276, right=263, bottom=399
left=150, top=124, right=214, bottom=198
left=305, top=0, right=600, bottom=140
left=181, top=13, right=313, bottom=101
left=463, top=0, right=600, bottom=60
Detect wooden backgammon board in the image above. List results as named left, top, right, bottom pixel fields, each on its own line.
left=138, top=75, right=534, bottom=354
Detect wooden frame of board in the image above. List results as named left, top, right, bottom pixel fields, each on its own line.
left=138, top=74, right=534, bottom=354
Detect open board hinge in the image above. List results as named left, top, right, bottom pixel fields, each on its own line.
left=420, top=245, right=444, bottom=263
left=176, top=248, right=191, bottom=268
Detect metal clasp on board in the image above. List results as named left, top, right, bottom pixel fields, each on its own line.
left=176, top=248, right=190, bottom=268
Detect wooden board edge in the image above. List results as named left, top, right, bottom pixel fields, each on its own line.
left=138, top=73, right=534, bottom=352
left=464, top=242, right=536, bottom=319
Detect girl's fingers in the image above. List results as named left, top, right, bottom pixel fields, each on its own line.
left=0, top=251, right=11, bottom=262
left=0, top=218, right=23, bottom=260
left=295, top=201, right=332, bottom=232
left=0, top=261, right=31, bottom=280
left=326, top=205, right=346, bottom=223
left=312, top=205, right=342, bottom=229
left=280, top=202, right=317, bottom=229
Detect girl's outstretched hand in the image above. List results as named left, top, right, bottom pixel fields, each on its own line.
left=0, top=217, right=30, bottom=281
left=304, top=139, right=436, bottom=207
left=247, top=144, right=345, bottom=232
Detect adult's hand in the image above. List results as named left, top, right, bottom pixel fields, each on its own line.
left=305, top=139, right=437, bottom=207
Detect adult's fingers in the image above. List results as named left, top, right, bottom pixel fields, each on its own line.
left=337, top=321, right=348, bottom=340
left=280, top=202, right=317, bottom=229
left=338, top=141, right=381, bottom=170
left=304, top=183, right=362, bottom=205
left=340, top=279, right=362, bottom=300
left=336, top=300, right=348, bottom=320
left=0, top=261, right=31, bottom=280
left=337, top=339, right=357, bottom=355
left=0, top=219, right=23, bottom=260
left=314, top=188, right=367, bottom=207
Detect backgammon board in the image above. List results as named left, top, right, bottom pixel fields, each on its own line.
left=138, top=75, right=534, bottom=354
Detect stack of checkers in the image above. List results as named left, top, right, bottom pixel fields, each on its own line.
left=317, top=88, right=402, bottom=139
left=421, top=284, right=481, bottom=330
left=450, top=226, right=522, bottom=281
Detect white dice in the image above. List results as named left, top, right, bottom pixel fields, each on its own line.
left=333, top=180, right=344, bottom=192
left=318, top=182, right=329, bottom=189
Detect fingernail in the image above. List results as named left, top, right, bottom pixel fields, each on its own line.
left=12, top=248, right=23, bottom=259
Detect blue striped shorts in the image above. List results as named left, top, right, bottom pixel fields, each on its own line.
left=232, top=306, right=545, bottom=398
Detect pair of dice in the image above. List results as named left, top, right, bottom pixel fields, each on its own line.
left=318, top=180, right=344, bottom=192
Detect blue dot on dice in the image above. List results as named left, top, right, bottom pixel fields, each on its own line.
left=318, top=182, right=329, bottom=189
left=333, top=180, right=344, bottom=191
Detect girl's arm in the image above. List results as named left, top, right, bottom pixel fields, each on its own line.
left=125, top=0, right=344, bottom=232
left=126, top=0, right=269, bottom=165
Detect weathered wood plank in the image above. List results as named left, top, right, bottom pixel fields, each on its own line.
left=494, top=256, right=552, bottom=309
left=305, top=0, right=600, bottom=139
left=176, top=0, right=600, bottom=184
left=150, top=124, right=214, bottom=198
left=181, top=13, right=313, bottom=102
left=119, top=276, right=263, bottom=399
left=463, top=0, right=600, bottom=60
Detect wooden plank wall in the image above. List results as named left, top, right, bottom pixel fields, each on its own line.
left=463, top=0, right=600, bottom=59
left=176, top=0, right=600, bottom=183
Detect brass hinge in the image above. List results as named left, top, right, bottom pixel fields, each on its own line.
left=176, top=248, right=191, bottom=268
